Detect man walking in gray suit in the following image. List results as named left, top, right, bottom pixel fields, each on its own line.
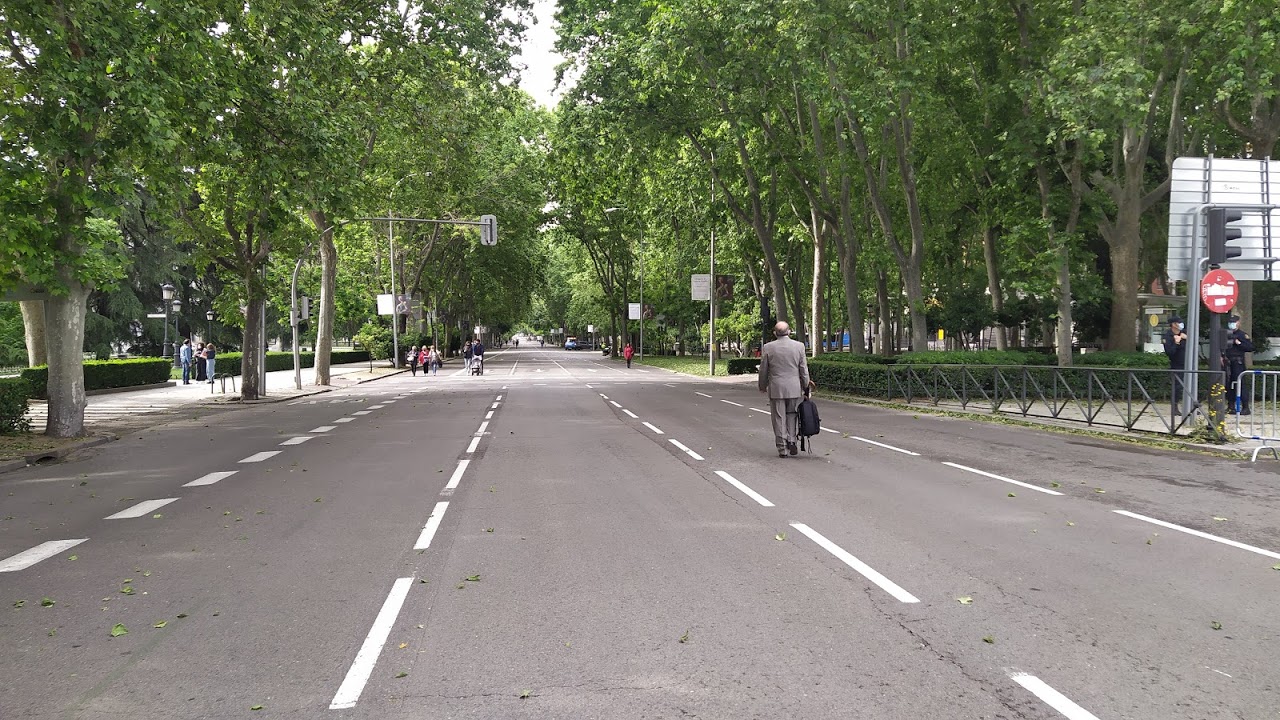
left=758, top=321, right=812, bottom=457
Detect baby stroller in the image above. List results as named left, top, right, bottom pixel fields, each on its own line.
left=471, top=355, right=484, bottom=375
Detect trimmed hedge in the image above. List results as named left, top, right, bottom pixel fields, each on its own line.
left=211, top=350, right=371, bottom=376
left=728, top=358, right=760, bottom=375
left=21, top=359, right=172, bottom=399
left=0, top=377, right=31, bottom=434
left=1073, top=351, right=1169, bottom=368
left=896, top=350, right=1053, bottom=366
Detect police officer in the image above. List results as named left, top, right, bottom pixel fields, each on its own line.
left=1223, top=314, right=1254, bottom=414
left=1162, top=316, right=1189, bottom=416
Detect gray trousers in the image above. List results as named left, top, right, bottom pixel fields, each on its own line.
left=770, top=396, right=802, bottom=449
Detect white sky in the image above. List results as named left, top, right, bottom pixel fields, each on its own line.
left=513, top=0, right=564, bottom=108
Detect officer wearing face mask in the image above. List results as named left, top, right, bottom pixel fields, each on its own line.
left=1223, top=314, right=1254, bottom=415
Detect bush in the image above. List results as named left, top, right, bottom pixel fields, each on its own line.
left=895, top=350, right=1053, bottom=366
left=210, top=350, right=372, bottom=376
left=21, top=359, right=172, bottom=399
left=728, top=358, right=760, bottom=375
left=0, top=377, right=31, bottom=434
left=810, top=352, right=898, bottom=365
left=353, top=321, right=392, bottom=361
left=1074, top=351, right=1169, bottom=368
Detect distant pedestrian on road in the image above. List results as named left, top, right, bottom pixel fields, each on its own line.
left=623, top=342, right=634, bottom=368
left=463, top=340, right=474, bottom=370
left=1224, top=314, right=1255, bottom=415
left=407, top=346, right=419, bottom=376
left=427, top=345, right=441, bottom=375
left=194, top=342, right=208, bottom=382
left=204, top=343, right=217, bottom=384
left=179, top=339, right=193, bottom=384
left=758, top=321, right=812, bottom=458
left=1163, top=316, right=1189, bottom=417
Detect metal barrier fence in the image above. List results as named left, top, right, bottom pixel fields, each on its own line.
left=868, top=364, right=1224, bottom=435
left=1235, top=371, right=1280, bottom=461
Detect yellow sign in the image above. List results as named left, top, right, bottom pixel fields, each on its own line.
left=1148, top=314, right=1159, bottom=327
left=937, top=329, right=945, bottom=341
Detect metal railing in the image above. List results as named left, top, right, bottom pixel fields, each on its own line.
left=1235, top=371, right=1280, bottom=461
left=862, top=364, right=1225, bottom=435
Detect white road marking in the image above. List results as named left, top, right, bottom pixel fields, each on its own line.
left=239, top=451, right=282, bottom=463
left=1114, top=510, right=1280, bottom=560
left=328, top=577, right=415, bottom=710
left=0, top=539, right=88, bottom=572
left=790, top=523, right=920, bottom=603
left=720, top=399, right=743, bottom=407
left=310, top=426, right=337, bottom=433
left=851, top=436, right=919, bottom=456
left=750, top=407, right=769, bottom=414
left=820, top=427, right=840, bottom=434
left=664, top=383, right=676, bottom=387
left=279, top=436, right=315, bottom=446
left=491, top=402, right=500, bottom=409
left=509, top=361, right=518, bottom=375
left=585, top=384, right=593, bottom=389
left=368, top=405, right=386, bottom=410
left=1008, top=672, right=1101, bottom=720
left=352, top=411, right=371, bottom=416
left=414, top=502, right=450, bottom=550
left=714, top=470, right=774, bottom=507
left=184, top=471, right=237, bottom=487
left=637, top=369, right=650, bottom=373
left=496, top=395, right=503, bottom=401
left=609, top=401, right=622, bottom=408
left=477, top=421, right=489, bottom=434
left=588, top=368, right=598, bottom=373
left=334, top=417, right=355, bottom=424
left=942, top=462, right=1064, bottom=496
left=622, top=409, right=639, bottom=418
left=599, top=394, right=609, bottom=399
left=446, top=460, right=470, bottom=490
left=105, top=498, right=179, bottom=520
left=642, top=422, right=665, bottom=435
left=485, top=411, right=494, bottom=420
left=669, top=439, right=704, bottom=460
left=382, top=400, right=397, bottom=403
left=695, top=392, right=713, bottom=398
left=466, top=437, right=480, bottom=454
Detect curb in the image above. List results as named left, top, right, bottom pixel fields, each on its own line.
left=0, top=434, right=117, bottom=475
left=203, top=368, right=410, bottom=406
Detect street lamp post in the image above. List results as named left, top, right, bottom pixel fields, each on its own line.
left=206, top=310, right=214, bottom=342
left=160, top=282, right=175, bottom=358
left=171, top=299, right=182, bottom=367
left=387, top=172, right=428, bottom=369
left=605, top=206, right=643, bottom=358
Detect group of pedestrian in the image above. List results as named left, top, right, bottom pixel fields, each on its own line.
left=463, top=339, right=485, bottom=371
left=178, top=339, right=217, bottom=385
left=408, top=345, right=442, bottom=376
left=1163, top=313, right=1255, bottom=417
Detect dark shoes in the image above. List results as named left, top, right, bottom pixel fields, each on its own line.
left=778, top=448, right=787, bottom=458
left=787, top=442, right=798, bottom=456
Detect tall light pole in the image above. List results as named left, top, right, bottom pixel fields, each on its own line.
left=171, top=298, right=182, bottom=366
left=161, top=282, right=175, bottom=358
left=388, top=172, right=422, bottom=369
left=206, top=310, right=214, bottom=341
left=606, top=206, right=643, bottom=358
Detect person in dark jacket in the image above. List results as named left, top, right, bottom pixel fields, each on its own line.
left=1163, top=316, right=1189, bottom=417
left=1223, top=314, right=1255, bottom=415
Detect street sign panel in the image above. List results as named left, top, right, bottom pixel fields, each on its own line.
left=628, top=303, right=641, bottom=320
left=146, top=313, right=166, bottom=319
left=376, top=294, right=394, bottom=316
left=691, top=274, right=711, bottom=301
left=587, top=324, right=594, bottom=333
left=1201, top=268, right=1239, bottom=313
left=480, top=214, right=498, bottom=246
left=1167, top=157, right=1280, bottom=281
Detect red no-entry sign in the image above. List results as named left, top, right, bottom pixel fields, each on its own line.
left=1200, top=268, right=1239, bottom=313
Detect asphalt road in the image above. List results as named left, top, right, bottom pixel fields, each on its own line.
left=2, top=345, right=1278, bottom=719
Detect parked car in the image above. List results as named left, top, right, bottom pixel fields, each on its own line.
left=564, top=337, right=579, bottom=350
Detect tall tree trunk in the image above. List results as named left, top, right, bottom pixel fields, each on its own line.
left=981, top=226, right=1007, bottom=350
left=20, top=300, right=48, bottom=367
left=876, top=267, right=892, bottom=356
left=1101, top=175, right=1145, bottom=351
left=809, top=210, right=826, bottom=357
left=309, top=210, right=337, bottom=385
left=240, top=289, right=265, bottom=401
left=43, top=281, right=90, bottom=437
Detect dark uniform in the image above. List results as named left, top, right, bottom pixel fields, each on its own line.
left=1162, top=317, right=1189, bottom=416
left=1223, top=314, right=1255, bottom=414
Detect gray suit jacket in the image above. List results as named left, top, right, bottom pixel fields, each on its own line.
left=758, top=336, right=810, bottom=399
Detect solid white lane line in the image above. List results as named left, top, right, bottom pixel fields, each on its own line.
left=695, top=392, right=713, bottom=398
left=622, top=409, right=639, bottom=418
left=642, top=422, right=665, bottom=435
left=609, top=400, right=622, bottom=408
left=414, top=502, right=450, bottom=550
left=714, top=470, right=774, bottom=507
left=105, top=498, right=179, bottom=520
left=790, top=523, right=920, bottom=604
left=509, top=361, right=518, bottom=375
left=184, top=471, right=237, bottom=487
left=239, top=451, right=282, bottom=463
left=820, top=427, right=840, bottom=434
left=279, top=436, right=315, bottom=446
left=0, top=539, right=88, bottom=573
left=477, top=421, right=489, bottom=434
left=851, top=436, right=919, bottom=456
left=351, top=411, right=371, bottom=416
left=466, top=437, right=480, bottom=454
left=1008, top=672, right=1101, bottom=720
left=942, top=462, right=1064, bottom=496
left=668, top=439, right=704, bottom=461
left=334, top=417, right=355, bottom=424
left=311, top=426, right=337, bottom=433
left=720, top=399, right=743, bottom=407
left=1114, top=510, right=1280, bottom=560
left=485, top=411, right=494, bottom=419
left=446, top=460, right=470, bottom=490
left=750, top=407, right=769, bottom=414
left=328, top=577, right=415, bottom=710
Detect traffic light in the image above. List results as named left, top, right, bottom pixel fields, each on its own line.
left=1207, top=208, right=1244, bottom=266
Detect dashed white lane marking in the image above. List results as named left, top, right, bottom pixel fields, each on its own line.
left=0, top=539, right=88, bottom=572
left=599, top=394, right=609, bottom=400
left=1114, top=510, right=1280, bottom=560
left=105, top=498, right=179, bottom=520
left=414, top=502, right=450, bottom=550
left=637, top=369, right=650, bottom=373
left=664, top=383, right=676, bottom=387
left=239, top=451, right=282, bottom=463
left=509, top=361, right=519, bottom=375
left=496, top=395, right=503, bottom=401
left=695, top=392, right=713, bottom=398
left=184, top=471, right=237, bottom=487
left=669, top=439, right=704, bottom=460
left=491, top=403, right=500, bottom=409
left=311, top=426, right=337, bottom=433
left=609, top=401, right=622, bottom=408
left=382, top=400, right=397, bottom=403
left=851, top=436, right=919, bottom=456
left=334, top=417, right=355, bottom=424
left=329, top=576, right=415, bottom=710
left=1008, top=671, right=1101, bottom=720
left=279, top=436, right=315, bottom=446
left=477, top=421, right=489, bottom=434
left=622, top=409, right=639, bottom=419
left=820, top=427, right=840, bottom=434
left=368, top=405, right=386, bottom=410
left=588, top=368, right=598, bottom=373
left=351, top=411, right=371, bottom=416
left=642, top=421, right=665, bottom=435
left=720, top=399, right=743, bottom=407
left=466, top=437, right=480, bottom=454
left=790, top=523, right=920, bottom=604
left=750, top=407, right=769, bottom=414
left=942, top=462, right=1064, bottom=496
left=485, top=411, right=494, bottom=420
left=446, top=460, right=470, bottom=490
left=714, top=470, right=774, bottom=507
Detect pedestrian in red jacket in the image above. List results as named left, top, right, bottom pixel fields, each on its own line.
left=623, top=343, right=634, bottom=368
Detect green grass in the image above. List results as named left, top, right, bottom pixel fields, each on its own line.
left=628, top=355, right=732, bottom=377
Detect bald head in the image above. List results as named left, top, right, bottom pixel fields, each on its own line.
left=774, top=321, right=790, bottom=337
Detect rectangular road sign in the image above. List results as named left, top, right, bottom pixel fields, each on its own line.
left=1167, top=157, right=1280, bottom=281
left=691, top=274, right=711, bottom=301
left=628, top=302, right=641, bottom=320
left=376, top=294, right=394, bottom=316
left=480, top=214, right=498, bottom=246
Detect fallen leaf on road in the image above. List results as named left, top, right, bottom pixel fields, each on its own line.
left=465, top=575, right=481, bottom=582
left=395, top=672, right=407, bottom=678
left=774, top=532, right=786, bottom=541
left=1066, top=521, right=1075, bottom=526
left=1210, top=621, right=1223, bottom=630
left=152, top=514, right=162, bottom=519
left=13, top=600, right=25, bottom=608
left=957, top=597, right=973, bottom=605
left=1272, top=564, right=1280, bottom=571
left=177, top=613, right=188, bottom=619
left=251, top=705, right=263, bottom=711
left=120, top=587, right=134, bottom=595
left=67, top=555, right=77, bottom=561
left=419, top=578, right=428, bottom=584
left=519, top=690, right=531, bottom=699
left=1007, top=492, right=1016, bottom=497
left=1094, top=489, right=1106, bottom=494
left=1050, top=482, right=1061, bottom=488
left=40, top=598, right=54, bottom=607
left=110, top=623, right=128, bottom=637
left=154, top=621, right=167, bottom=629
left=679, top=629, right=690, bottom=643
left=982, top=635, right=994, bottom=644
left=399, top=642, right=408, bottom=649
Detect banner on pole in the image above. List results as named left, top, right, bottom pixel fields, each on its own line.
left=691, top=274, right=711, bottom=301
